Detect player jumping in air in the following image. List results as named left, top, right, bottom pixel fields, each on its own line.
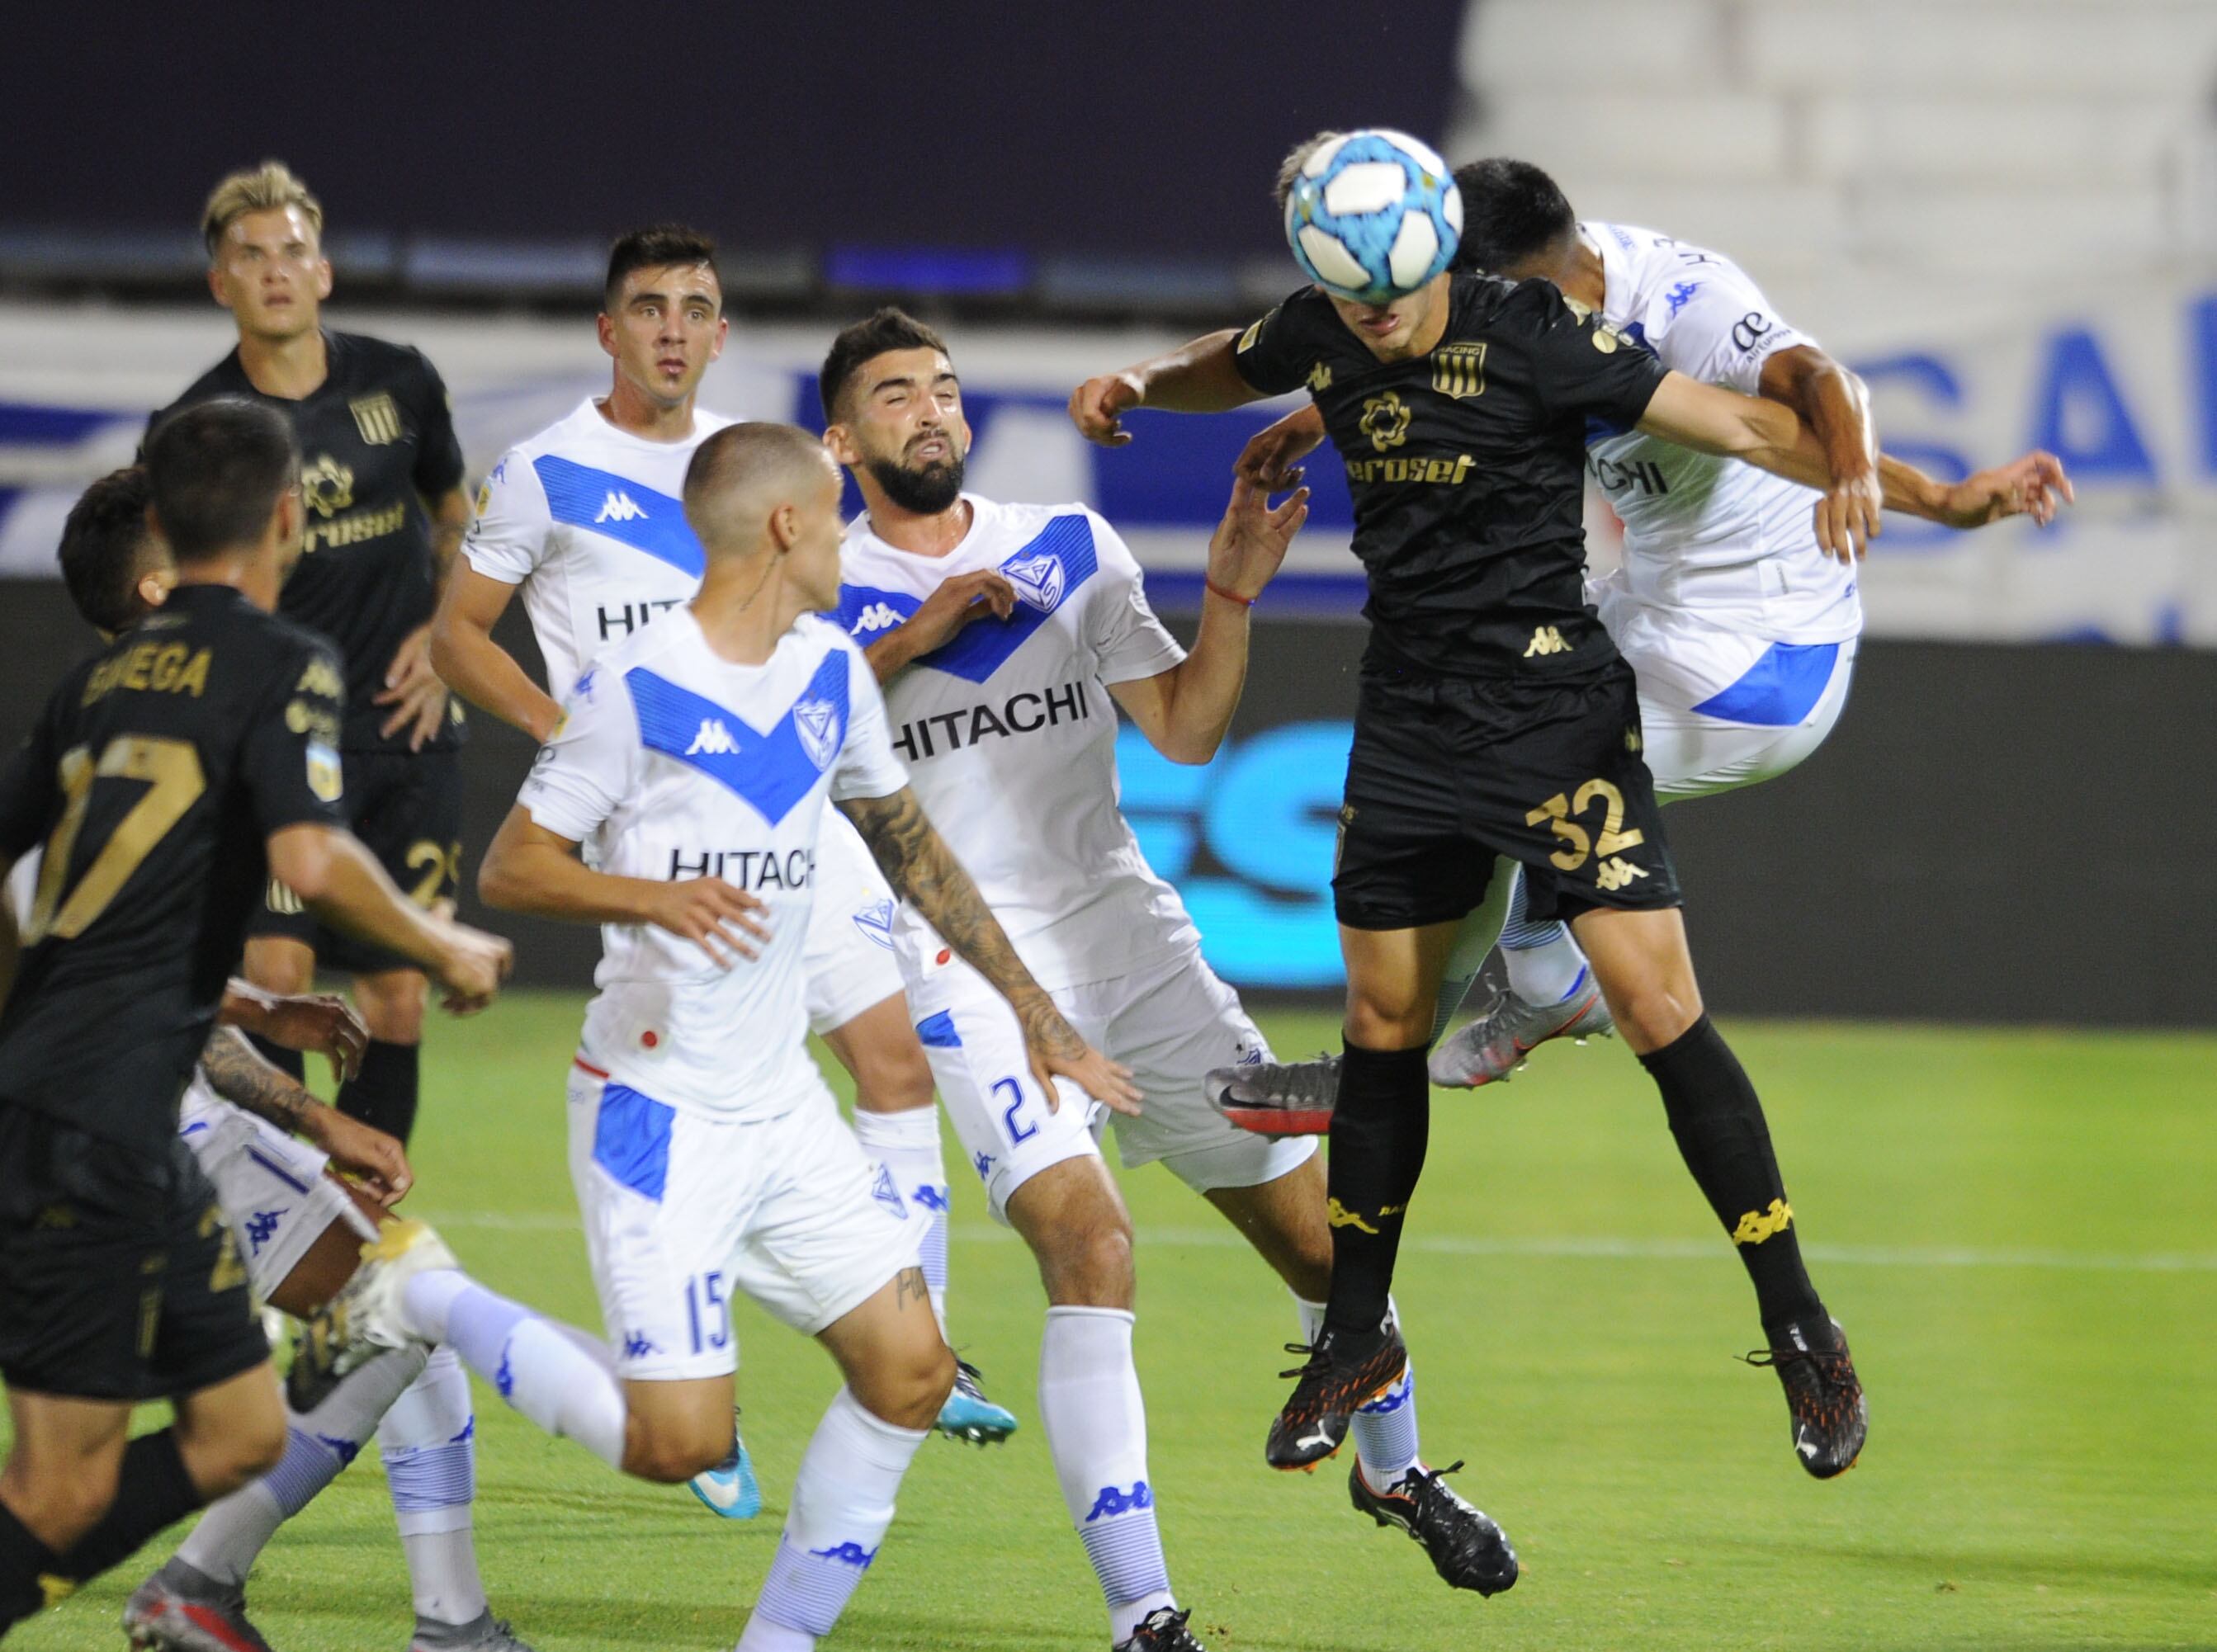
left=35, top=466, right=537, bottom=1652
left=0, top=399, right=510, bottom=1641
left=824, top=309, right=1516, bottom=1642
left=1223, top=155, right=2070, bottom=1089
left=431, top=229, right=1010, bottom=1482
left=1065, top=126, right=2026, bottom=1486
left=1194, top=148, right=2071, bottom=1475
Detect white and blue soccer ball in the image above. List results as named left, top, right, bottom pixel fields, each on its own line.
left=1283, top=130, right=1463, bottom=304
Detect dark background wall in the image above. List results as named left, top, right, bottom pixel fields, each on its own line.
left=3, top=586, right=2205, bottom=1027
left=2, top=4, right=1463, bottom=257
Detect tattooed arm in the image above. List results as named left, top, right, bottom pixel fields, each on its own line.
left=198, top=1027, right=414, bottom=1205
left=837, top=786, right=1141, bottom=1115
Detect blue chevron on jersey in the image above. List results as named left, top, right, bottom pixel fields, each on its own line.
left=535, top=455, right=705, bottom=578
left=626, top=651, right=849, bottom=824
left=916, top=513, right=1099, bottom=684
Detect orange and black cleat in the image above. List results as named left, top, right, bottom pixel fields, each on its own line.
left=1744, top=1315, right=1868, bottom=1478
left=1266, top=1323, right=1409, bottom=1470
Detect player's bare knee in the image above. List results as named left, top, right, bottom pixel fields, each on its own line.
left=1343, top=989, right=1431, bottom=1052
left=1034, top=1207, right=1136, bottom=1308
left=352, top=970, right=428, bottom=1043
left=623, top=1420, right=728, bottom=1484
left=859, top=1337, right=957, bottom=1431
left=853, top=1040, right=935, bottom=1116
left=1609, top=979, right=1703, bottom=1052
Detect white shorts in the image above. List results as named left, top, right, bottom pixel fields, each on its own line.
left=901, top=942, right=1316, bottom=1222
left=802, top=814, right=905, bottom=1036
left=177, top=1078, right=363, bottom=1303
left=1595, top=583, right=1860, bottom=804
left=566, top=1058, right=923, bottom=1381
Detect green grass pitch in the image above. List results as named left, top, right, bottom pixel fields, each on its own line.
left=10, top=994, right=2215, bottom=1650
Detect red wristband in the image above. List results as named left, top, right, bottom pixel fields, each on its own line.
left=1204, top=577, right=1255, bottom=607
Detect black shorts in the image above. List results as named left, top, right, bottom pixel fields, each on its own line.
left=1333, top=660, right=1682, bottom=932
left=250, top=747, right=462, bottom=974
left=0, top=1106, right=266, bottom=1402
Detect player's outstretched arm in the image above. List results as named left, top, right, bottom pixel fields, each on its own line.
left=1641, top=373, right=2074, bottom=559
left=268, top=823, right=512, bottom=1012
left=218, top=979, right=368, bottom=1083
left=1759, top=345, right=1882, bottom=557
left=838, top=786, right=1141, bottom=1115
left=1070, top=329, right=1264, bottom=446
left=199, top=1026, right=412, bottom=1205
left=477, top=806, right=770, bottom=967
left=431, top=564, right=565, bottom=742
left=1236, top=404, right=1329, bottom=490
left=1110, top=476, right=1309, bottom=764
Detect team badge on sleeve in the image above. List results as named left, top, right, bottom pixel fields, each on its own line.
left=305, top=739, right=344, bottom=803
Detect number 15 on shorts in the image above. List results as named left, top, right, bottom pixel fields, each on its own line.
left=685, top=1271, right=730, bottom=1355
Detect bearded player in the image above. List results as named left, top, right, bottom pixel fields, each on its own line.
left=430, top=230, right=1009, bottom=1484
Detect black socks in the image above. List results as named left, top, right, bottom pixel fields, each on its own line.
left=51, top=1428, right=206, bottom=1588
left=1639, top=1013, right=1823, bottom=1338
left=0, top=1497, right=59, bottom=1631
left=338, top=1039, right=421, bottom=1147
left=1321, top=1041, right=1432, bottom=1342
left=247, top=1035, right=305, bottom=1084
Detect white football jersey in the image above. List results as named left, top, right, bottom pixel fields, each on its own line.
left=518, top=607, right=908, bottom=1120
left=463, top=399, right=736, bottom=702
left=1581, top=221, right=1862, bottom=646
left=836, top=496, right=1195, bottom=992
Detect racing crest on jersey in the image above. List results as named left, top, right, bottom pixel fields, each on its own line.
left=793, top=695, right=843, bottom=770
left=1002, top=550, right=1066, bottom=612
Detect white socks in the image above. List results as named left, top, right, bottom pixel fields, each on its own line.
left=739, top=1388, right=929, bottom=1650
left=1297, top=1295, right=1421, bottom=1489
left=1498, top=869, right=1591, bottom=1007
left=174, top=1343, right=430, bottom=1584
left=379, top=1343, right=486, bottom=1627
left=1038, top=1306, right=1174, bottom=1645
left=401, top=1270, right=628, bottom=1471
left=853, top=1107, right=952, bottom=1329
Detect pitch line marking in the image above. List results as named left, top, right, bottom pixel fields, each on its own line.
left=419, top=1211, right=2217, bottom=1274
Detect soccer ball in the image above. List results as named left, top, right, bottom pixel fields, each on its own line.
left=1283, top=130, right=1463, bottom=304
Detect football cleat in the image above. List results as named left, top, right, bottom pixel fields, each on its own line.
left=688, top=1408, right=763, bottom=1520
left=1350, top=1459, right=1520, bottom=1595
left=410, top=1609, right=539, bottom=1650
left=1113, top=1605, right=1209, bottom=1651
left=288, top=1218, right=456, bottom=1412
left=1205, top=1055, right=1341, bottom=1136
left=123, top=1559, right=277, bottom=1652
left=1427, top=976, right=1614, bottom=1089
left=937, top=1357, right=1019, bottom=1446
left=1267, top=1324, right=1409, bottom=1470
left=1743, top=1316, right=1868, bottom=1478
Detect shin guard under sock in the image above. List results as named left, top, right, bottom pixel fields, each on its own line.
left=1639, top=1014, right=1823, bottom=1335
left=338, top=1039, right=420, bottom=1147
left=1322, top=1041, right=1431, bottom=1340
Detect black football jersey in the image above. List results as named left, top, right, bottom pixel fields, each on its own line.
left=0, top=585, right=347, bottom=1150
left=149, top=330, right=467, bottom=753
left=1231, top=274, right=1669, bottom=679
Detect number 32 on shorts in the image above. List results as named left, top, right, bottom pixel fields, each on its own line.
left=1527, top=778, right=1649, bottom=890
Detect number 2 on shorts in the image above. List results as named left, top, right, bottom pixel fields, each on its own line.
left=994, top=1076, right=1039, bottom=1145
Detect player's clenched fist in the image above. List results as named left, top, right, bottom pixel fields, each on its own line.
left=1068, top=371, right=1146, bottom=446
left=645, top=877, right=773, bottom=969
left=430, top=921, right=513, bottom=1012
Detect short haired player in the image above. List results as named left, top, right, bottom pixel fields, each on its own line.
left=431, top=229, right=1012, bottom=1477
